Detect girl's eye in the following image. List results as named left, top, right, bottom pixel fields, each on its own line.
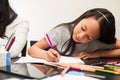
left=81, top=24, right=86, bottom=31
left=81, top=26, right=85, bottom=31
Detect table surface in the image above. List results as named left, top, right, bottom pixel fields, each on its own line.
left=0, top=57, right=120, bottom=80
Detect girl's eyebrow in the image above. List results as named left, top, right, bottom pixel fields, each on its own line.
left=84, top=24, right=95, bottom=40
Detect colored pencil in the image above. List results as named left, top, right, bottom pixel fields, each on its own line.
left=95, top=68, right=120, bottom=75
left=46, top=33, right=54, bottom=49
left=61, top=66, right=70, bottom=76
left=6, top=36, right=16, bottom=51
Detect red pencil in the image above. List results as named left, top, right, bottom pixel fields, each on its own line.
left=70, top=66, right=81, bottom=71
left=6, top=36, right=16, bottom=51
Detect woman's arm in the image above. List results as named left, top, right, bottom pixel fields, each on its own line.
left=28, top=37, right=60, bottom=62
left=7, top=20, right=29, bottom=58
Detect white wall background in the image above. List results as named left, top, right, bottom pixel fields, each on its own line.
left=9, top=0, right=120, bottom=41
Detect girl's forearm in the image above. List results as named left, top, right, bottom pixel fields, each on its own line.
left=28, top=45, right=47, bottom=59
left=99, top=49, right=120, bottom=58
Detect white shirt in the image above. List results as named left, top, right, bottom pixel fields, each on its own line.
left=0, top=14, right=29, bottom=58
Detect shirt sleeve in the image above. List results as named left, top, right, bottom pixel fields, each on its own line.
left=85, top=40, right=115, bottom=52
left=11, top=21, right=29, bottom=58
left=45, top=25, right=70, bottom=49
left=97, top=40, right=115, bottom=50
left=6, top=17, right=30, bottom=58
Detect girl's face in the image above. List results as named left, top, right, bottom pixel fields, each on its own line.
left=73, top=17, right=100, bottom=43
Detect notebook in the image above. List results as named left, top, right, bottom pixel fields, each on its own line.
left=15, top=56, right=84, bottom=64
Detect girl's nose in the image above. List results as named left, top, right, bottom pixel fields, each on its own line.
left=78, top=32, right=86, bottom=40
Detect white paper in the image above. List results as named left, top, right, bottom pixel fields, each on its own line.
left=15, top=56, right=84, bottom=64
left=60, top=56, right=84, bottom=64
left=15, top=56, right=48, bottom=63
left=41, top=74, right=100, bottom=80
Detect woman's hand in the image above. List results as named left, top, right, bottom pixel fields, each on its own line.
left=76, top=52, right=100, bottom=60
left=44, top=49, right=60, bottom=62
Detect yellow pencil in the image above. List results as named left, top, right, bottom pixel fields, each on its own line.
left=95, top=68, right=120, bottom=75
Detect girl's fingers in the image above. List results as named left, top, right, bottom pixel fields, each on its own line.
left=47, top=49, right=60, bottom=62
left=82, top=56, right=88, bottom=60
left=77, top=54, right=86, bottom=59
left=50, top=49, right=60, bottom=57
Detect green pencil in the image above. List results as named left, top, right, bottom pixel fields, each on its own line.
left=5, top=33, right=15, bottom=49
left=104, top=65, right=120, bottom=69
left=104, top=65, right=120, bottom=73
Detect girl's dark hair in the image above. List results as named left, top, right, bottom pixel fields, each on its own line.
left=59, top=8, right=116, bottom=55
left=0, top=0, right=14, bottom=38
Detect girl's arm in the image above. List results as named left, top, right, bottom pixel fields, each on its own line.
left=77, top=40, right=120, bottom=59
left=28, top=37, right=60, bottom=62
left=98, top=40, right=120, bottom=57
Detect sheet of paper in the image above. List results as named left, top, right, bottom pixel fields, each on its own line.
left=15, top=56, right=48, bottom=63
left=15, top=56, right=84, bottom=64
left=41, top=74, right=100, bottom=80
left=60, top=56, right=84, bottom=64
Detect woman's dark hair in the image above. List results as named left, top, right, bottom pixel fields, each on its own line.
left=0, top=0, right=14, bottom=38
left=59, top=8, right=116, bottom=55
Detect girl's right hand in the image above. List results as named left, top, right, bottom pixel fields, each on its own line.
left=44, top=49, right=60, bottom=62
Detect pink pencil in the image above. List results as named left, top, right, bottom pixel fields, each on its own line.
left=46, top=34, right=54, bottom=49
left=61, top=66, right=70, bottom=76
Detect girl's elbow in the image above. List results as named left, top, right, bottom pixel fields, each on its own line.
left=28, top=47, right=33, bottom=56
